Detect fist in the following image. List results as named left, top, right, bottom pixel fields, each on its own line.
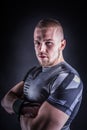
left=21, top=102, right=41, bottom=118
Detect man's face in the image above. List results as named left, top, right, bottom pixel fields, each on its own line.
left=34, top=27, right=64, bottom=67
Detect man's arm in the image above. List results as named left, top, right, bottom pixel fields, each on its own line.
left=1, top=81, right=24, bottom=114
left=27, top=101, right=69, bottom=130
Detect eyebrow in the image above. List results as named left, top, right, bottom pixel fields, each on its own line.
left=44, top=39, right=53, bottom=42
left=34, top=39, right=54, bottom=42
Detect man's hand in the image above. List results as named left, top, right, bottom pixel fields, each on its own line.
left=20, top=102, right=41, bottom=118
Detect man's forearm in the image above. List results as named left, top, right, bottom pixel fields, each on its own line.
left=1, top=91, right=18, bottom=114
left=1, top=81, right=24, bottom=114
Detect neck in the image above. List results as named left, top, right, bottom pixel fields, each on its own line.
left=55, top=51, right=65, bottom=65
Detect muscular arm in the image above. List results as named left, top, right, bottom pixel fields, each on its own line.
left=27, top=72, right=82, bottom=130
left=1, top=81, right=24, bottom=114
left=26, top=101, right=69, bottom=130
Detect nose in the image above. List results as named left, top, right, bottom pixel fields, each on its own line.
left=40, top=43, right=46, bottom=52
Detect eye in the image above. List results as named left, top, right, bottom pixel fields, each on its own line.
left=46, top=42, right=53, bottom=46
left=34, top=41, right=40, bottom=47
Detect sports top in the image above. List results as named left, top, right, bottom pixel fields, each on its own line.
left=23, top=61, right=83, bottom=130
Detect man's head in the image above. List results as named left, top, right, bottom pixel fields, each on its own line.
left=34, top=18, right=66, bottom=67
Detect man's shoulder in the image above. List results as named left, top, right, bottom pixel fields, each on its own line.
left=62, top=61, right=79, bottom=76
left=23, top=65, right=42, bottom=81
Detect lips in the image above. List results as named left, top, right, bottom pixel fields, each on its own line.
left=38, top=53, right=47, bottom=58
left=39, top=55, right=47, bottom=58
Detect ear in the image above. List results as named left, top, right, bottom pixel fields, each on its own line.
left=60, top=39, right=66, bottom=51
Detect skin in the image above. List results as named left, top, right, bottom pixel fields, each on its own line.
left=1, top=26, right=69, bottom=130
left=34, top=27, right=66, bottom=67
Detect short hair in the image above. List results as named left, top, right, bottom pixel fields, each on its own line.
left=36, top=18, right=62, bottom=28
left=35, top=18, right=64, bottom=40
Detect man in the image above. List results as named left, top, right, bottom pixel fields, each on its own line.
left=1, top=18, right=83, bottom=130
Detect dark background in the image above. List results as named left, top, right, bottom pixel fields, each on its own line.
left=0, top=1, right=87, bottom=130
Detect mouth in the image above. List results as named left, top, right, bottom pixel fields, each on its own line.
left=39, top=55, right=47, bottom=58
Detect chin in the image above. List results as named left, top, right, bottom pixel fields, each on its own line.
left=39, top=62, right=48, bottom=67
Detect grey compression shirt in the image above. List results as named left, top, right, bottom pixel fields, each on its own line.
left=23, top=61, right=83, bottom=130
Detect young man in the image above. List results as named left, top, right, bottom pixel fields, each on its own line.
left=1, top=18, right=83, bottom=130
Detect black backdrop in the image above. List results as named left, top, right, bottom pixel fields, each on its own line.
left=0, top=1, right=87, bottom=130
